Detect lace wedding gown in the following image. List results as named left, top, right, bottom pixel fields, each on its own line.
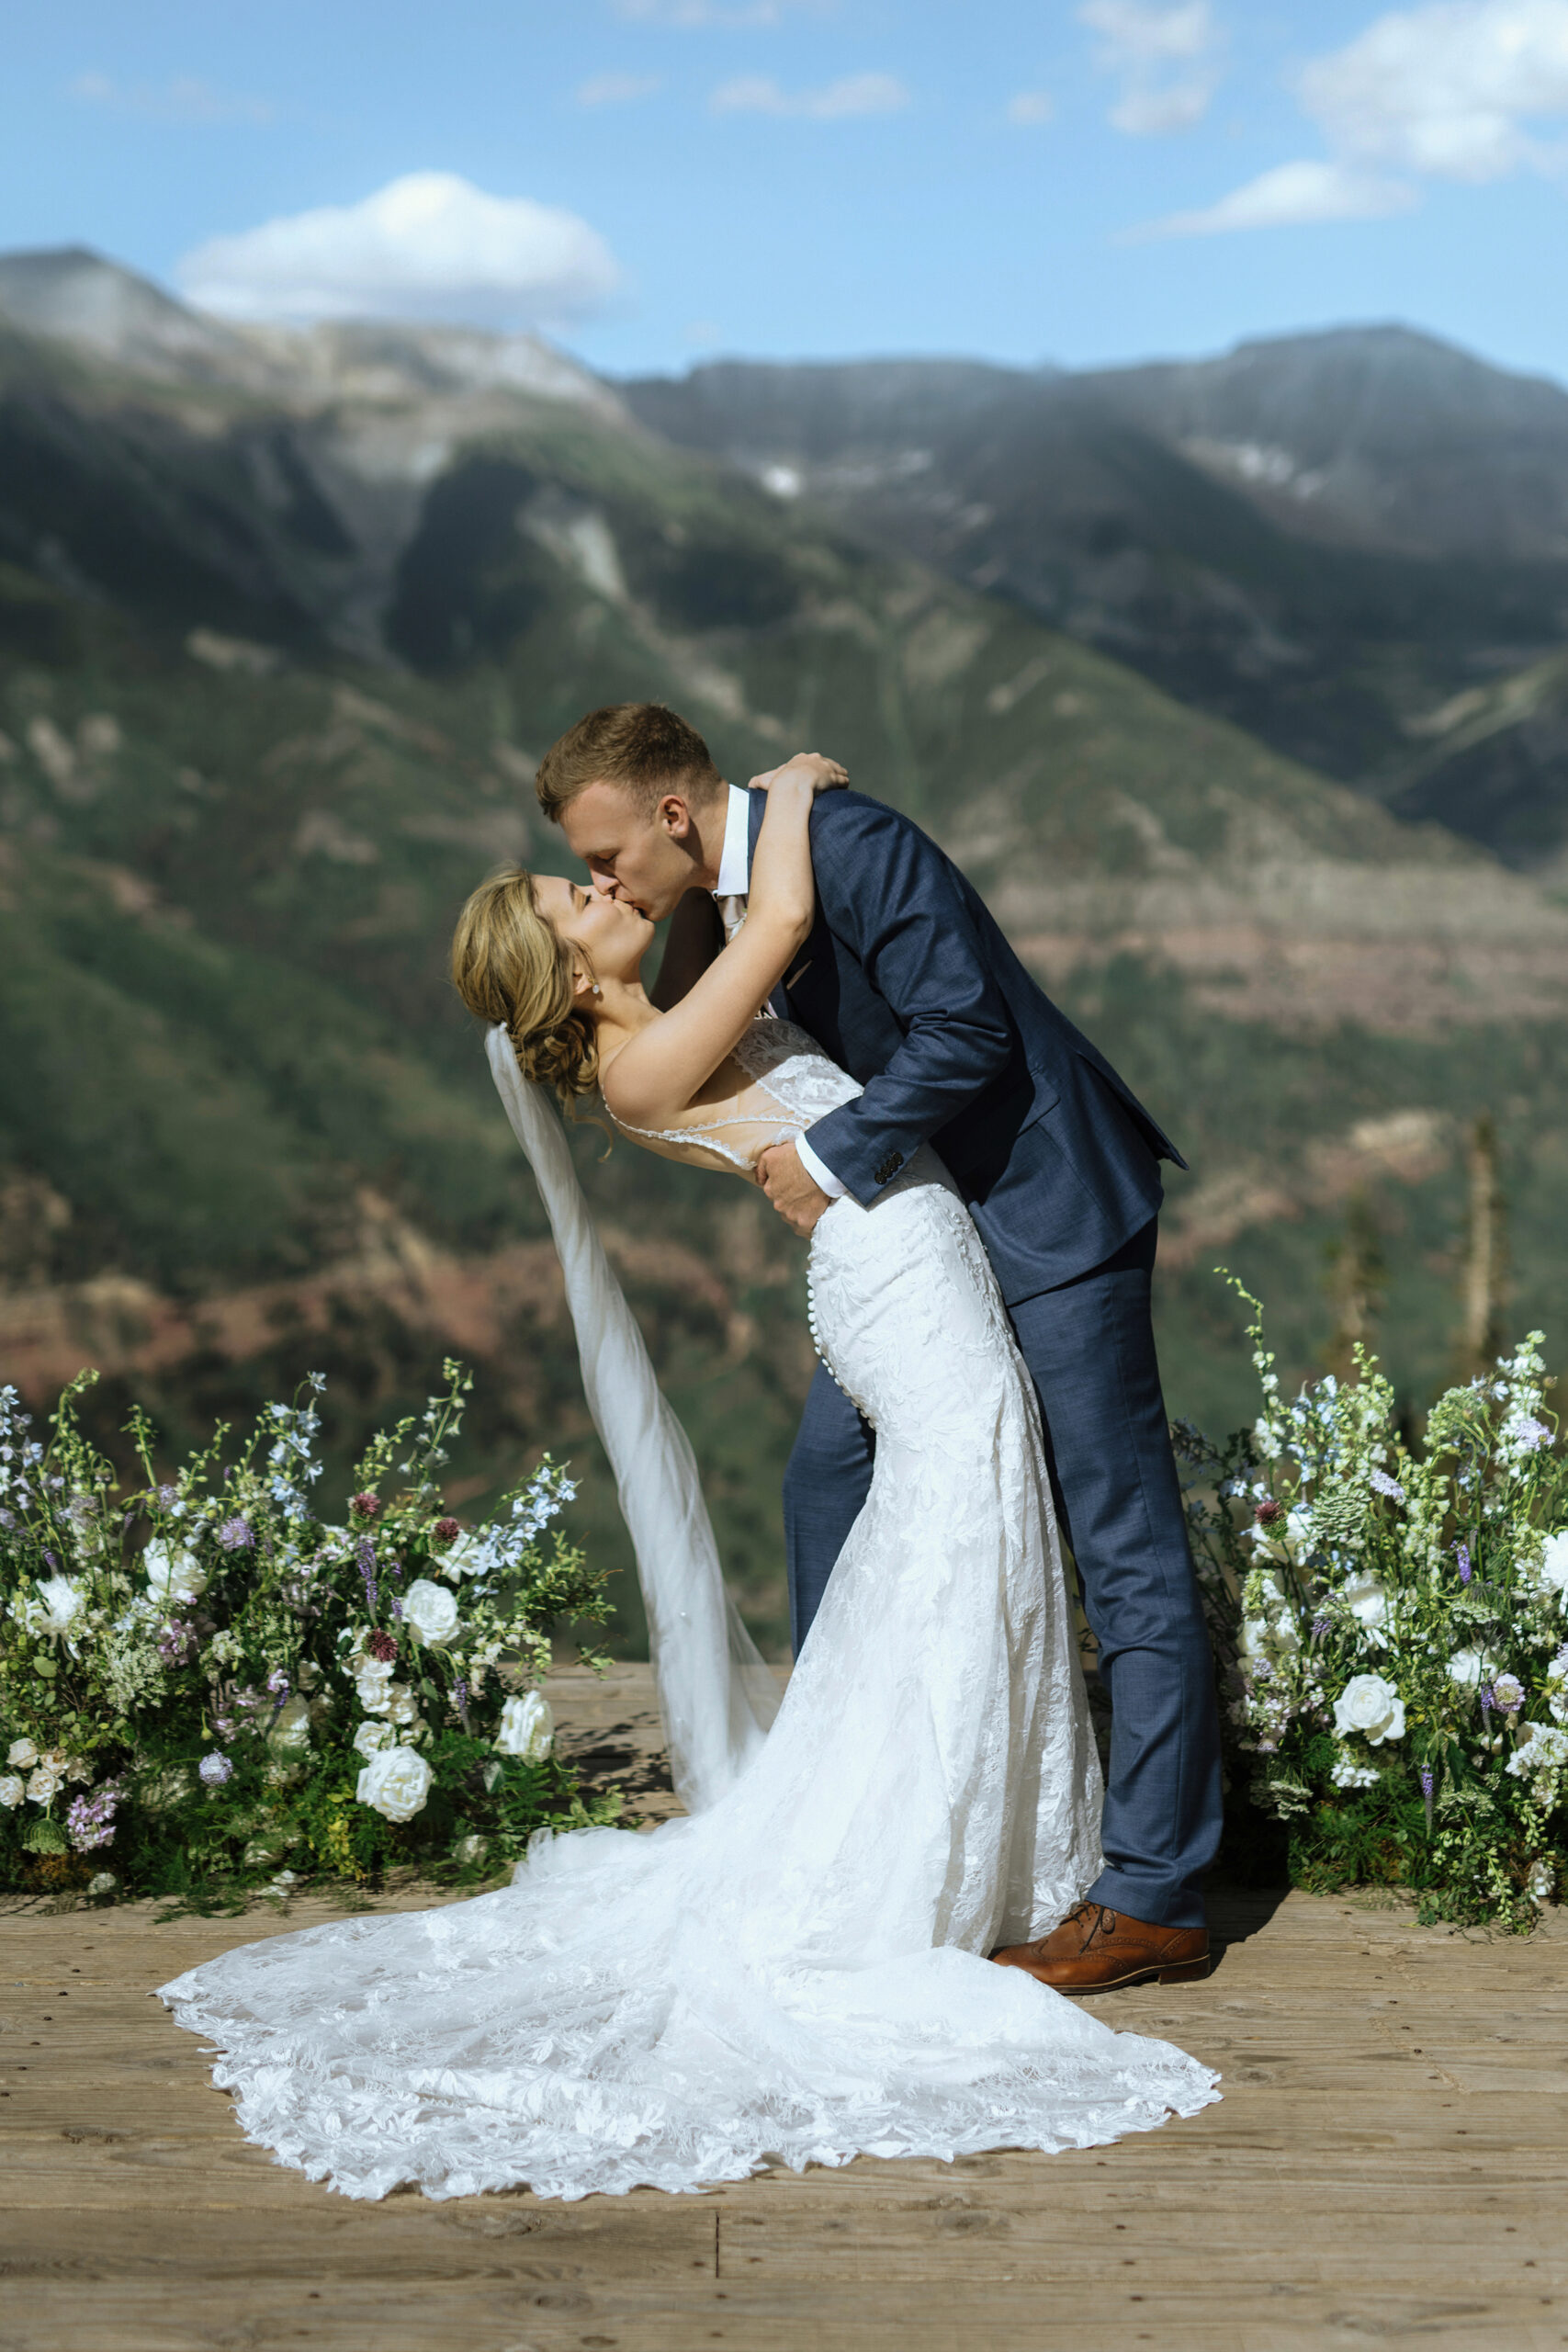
left=159, top=1022, right=1218, bottom=2200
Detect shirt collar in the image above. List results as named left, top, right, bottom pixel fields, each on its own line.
left=714, top=783, right=751, bottom=899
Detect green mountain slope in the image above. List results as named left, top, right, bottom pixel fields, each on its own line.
left=4, top=264, right=1568, bottom=1654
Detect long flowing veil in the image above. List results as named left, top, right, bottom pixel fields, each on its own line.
left=485, top=1024, right=778, bottom=1813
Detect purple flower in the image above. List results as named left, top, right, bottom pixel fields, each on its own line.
left=1509, top=1416, right=1551, bottom=1451
left=198, top=1751, right=232, bottom=1786
left=157, top=1620, right=198, bottom=1668
left=1254, top=1498, right=1284, bottom=1527
left=217, top=1517, right=254, bottom=1552
left=265, top=1667, right=290, bottom=1698
left=156, top=1484, right=179, bottom=1510
left=1370, top=1468, right=1406, bottom=1504
left=1480, top=1685, right=1495, bottom=1719
left=1419, top=1767, right=1435, bottom=1798
left=1492, top=1672, right=1525, bottom=1713
left=453, top=1677, right=470, bottom=1732
left=65, top=1789, right=118, bottom=1854
left=367, top=1627, right=399, bottom=1664
left=1311, top=1614, right=1332, bottom=1639
left=1456, top=1544, right=1472, bottom=1586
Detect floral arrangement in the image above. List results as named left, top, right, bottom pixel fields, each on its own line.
left=1179, top=1283, right=1568, bottom=1929
left=0, top=1363, right=618, bottom=1905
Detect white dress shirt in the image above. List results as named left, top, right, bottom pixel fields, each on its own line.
left=715, top=783, right=846, bottom=1200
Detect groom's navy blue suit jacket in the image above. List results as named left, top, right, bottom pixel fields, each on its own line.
left=748, top=786, right=1184, bottom=1306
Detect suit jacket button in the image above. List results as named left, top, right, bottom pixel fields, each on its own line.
left=874, top=1152, right=902, bottom=1184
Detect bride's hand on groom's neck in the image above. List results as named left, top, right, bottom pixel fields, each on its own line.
left=748, top=753, right=849, bottom=797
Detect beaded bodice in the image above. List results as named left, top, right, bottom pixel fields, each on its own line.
left=603, top=1018, right=862, bottom=1177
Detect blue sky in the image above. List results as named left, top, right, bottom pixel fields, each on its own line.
left=4, top=1, right=1567, bottom=384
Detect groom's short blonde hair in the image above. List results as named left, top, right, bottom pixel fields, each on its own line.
left=535, top=702, right=724, bottom=823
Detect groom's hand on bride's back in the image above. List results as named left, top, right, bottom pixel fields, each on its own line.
left=748, top=752, right=850, bottom=797
left=756, top=1141, right=833, bottom=1236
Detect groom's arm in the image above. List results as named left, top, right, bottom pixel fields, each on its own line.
left=793, top=796, right=1014, bottom=1206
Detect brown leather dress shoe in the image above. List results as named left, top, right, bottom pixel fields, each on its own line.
left=991, top=1901, right=1211, bottom=1993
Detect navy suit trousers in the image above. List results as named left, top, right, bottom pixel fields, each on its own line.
left=782, top=1216, right=1224, bottom=1928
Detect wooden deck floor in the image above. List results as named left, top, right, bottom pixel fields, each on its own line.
left=4, top=1665, right=1567, bottom=2352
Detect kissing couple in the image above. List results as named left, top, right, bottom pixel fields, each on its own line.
left=161, top=702, right=1224, bottom=2202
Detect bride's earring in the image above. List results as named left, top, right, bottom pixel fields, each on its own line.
left=592, top=982, right=603, bottom=997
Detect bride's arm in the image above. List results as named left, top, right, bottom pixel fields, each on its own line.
left=603, top=759, right=838, bottom=1126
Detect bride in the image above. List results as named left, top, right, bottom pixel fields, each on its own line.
left=159, top=755, right=1218, bottom=2202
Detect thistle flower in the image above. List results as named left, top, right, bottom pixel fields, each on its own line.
left=367, top=1628, right=399, bottom=1664
left=198, top=1751, right=232, bottom=1786
left=1254, top=1498, right=1284, bottom=1527
left=434, top=1517, right=460, bottom=1545
left=350, top=1491, right=382, bottom=1521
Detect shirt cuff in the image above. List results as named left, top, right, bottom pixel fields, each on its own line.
left=795, top=1130, right=849, bottom=1200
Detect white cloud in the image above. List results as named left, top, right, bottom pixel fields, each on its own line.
left=1298, top=0, right=1568, bottom=183
left=176, top=173, right=620, bottom=328
left=577, top=71, right=664, bottom=106
left=711, top=71, right=909, bottom=119
left=70, top=71, right=273, bottom=125
left=1143, top=0, right=1568, bottom=236
left=1140, top=158, right=1419, bottom=235
left=1008, top=90, right=1056, bottom=125
left=1079, top=1, right=1224, bottom=134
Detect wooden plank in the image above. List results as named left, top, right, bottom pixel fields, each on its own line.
left=3, top=1663, right=1567, bottom=2352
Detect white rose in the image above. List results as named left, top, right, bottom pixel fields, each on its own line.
left=352, top=1719, right=399, bottom=1758
left=6, top=1737, right=39, bottom=1770
left=453, top=1832, right=488, bottom=1865
left=383, top=1681, right=421, bottom=1728
left=1333, top=1672, right=1405, bottom=1746
left=26, top=1761, right=63, bottom=1803
left=351, top=1657, right=395, bottom=1715
left=0, top=1774, right=24, bottom=1808
left=1342, top=1574, right=1392, bottom=1644
left=28, top=1574, right=85, bottom=1640
left=402, top=1577, right=461, bottom=1646
left=1534, top=1531, right=1568, bottom=1603
left=141, top=1538, right=206, bottom=1607
left=494, top=1691, right=554, bottom=1762
left=355, top=1742, right=433, bottom=1822
left=1506, top=1722, right=1568, bottom=1777
left=1448, top=1647, right=1486, bottom=1690
left=440, top=1532, right=493, bottom=1580
left=265, top=1694, right=312, bottom=1757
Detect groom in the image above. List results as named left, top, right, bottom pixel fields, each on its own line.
left=537, top=702, right=1223, bottom=1993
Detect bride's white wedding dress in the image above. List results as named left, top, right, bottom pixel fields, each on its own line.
left=159, top=1021, right=1218, bottom=2200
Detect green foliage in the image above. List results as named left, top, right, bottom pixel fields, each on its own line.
left=1179, top=1281, right=1568, bottom=1929
left=0, top=1363, right=619, bottom=1905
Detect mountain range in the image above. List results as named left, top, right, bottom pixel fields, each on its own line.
left=3, top=245, right=1567, bottom=1651
left=627, top=329, right=1568, bottom=878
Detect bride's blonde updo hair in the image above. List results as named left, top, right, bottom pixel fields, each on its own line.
left=450, top=866, right=600, bottom=1109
